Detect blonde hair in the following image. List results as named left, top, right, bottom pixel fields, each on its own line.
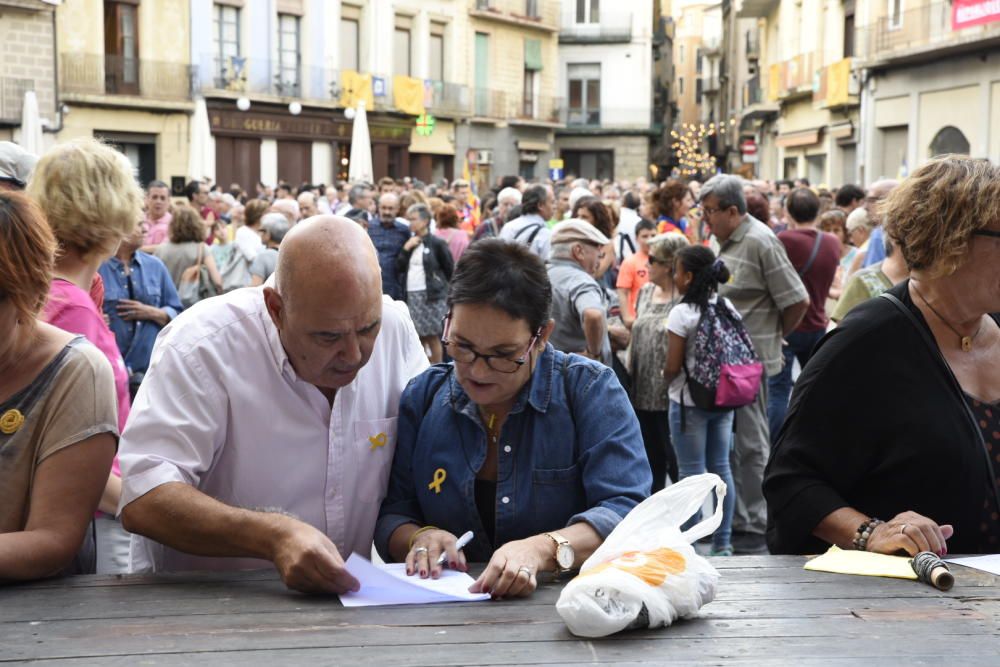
left=648, top=232, right=690, bottom=264
left=882, top=155, right=1000, bottom=278
left=27, top=138, right=143, bottom=260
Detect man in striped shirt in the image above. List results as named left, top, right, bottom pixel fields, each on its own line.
left=700, top=175, right=809, bottom=553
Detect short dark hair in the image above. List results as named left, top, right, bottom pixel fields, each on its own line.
left=147, top=179, right=169, bottom=192
left=786, top=187, right=820, bottom=223
left=499, top=175, right=520, bottom=190
left=622, top=191, right=641, bottom=210
left=521, top=185, right=549, bottom=215
left=745, top=190, right=770, bottom=224
left=635, top=219, right=657, bottom=234
left=835, top=184, right=865, bottom=207
left=184, top=179, right=203, bottom=201
left=447, top=238, right=552, bottom=333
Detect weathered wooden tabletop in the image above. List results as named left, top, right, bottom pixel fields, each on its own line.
left=1, top=556, right=998, bottom=665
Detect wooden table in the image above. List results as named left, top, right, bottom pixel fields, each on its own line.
left=2, top=556, right=999, bottom=665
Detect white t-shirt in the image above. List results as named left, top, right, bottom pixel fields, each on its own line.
left=235, top=224, right=264, bottom=264
left=665, top=294, right=742, bottom=406
left=407, top=244, right=426, bottom=292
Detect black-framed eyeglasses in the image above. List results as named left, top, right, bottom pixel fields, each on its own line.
left=973, top=229, right=1000, bottom=239
left=441, top=314, right=541, bottom=374
left=648, top=257, right=666, bottom=265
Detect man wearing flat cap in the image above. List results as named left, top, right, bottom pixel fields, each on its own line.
left=546, top=219, right=612, bottom=366
left=0, top=142, right=39, bottom=191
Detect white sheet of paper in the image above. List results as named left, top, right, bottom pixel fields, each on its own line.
left=339, top=553, right=490, bottom=607
left=946, top=554, right=1000, bottom=576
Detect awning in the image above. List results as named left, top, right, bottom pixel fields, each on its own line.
left=409, top=120, right=455, bottom=155
left=775, top=128, right=821, bottom=148
left=829, top=121, right=854, bottom=141
left=516, top=139, right=550, bottom=152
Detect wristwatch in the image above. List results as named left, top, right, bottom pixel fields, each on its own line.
left=544, top=532, right=575, bottom=573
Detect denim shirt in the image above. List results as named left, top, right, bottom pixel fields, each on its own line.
left=367, top=217, right=412, bottom=301
left=375, top=344, right=651, bottom=563
left=98, top=251, right=182, bottom=376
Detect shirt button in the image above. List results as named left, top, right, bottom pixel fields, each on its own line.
left=503, top=445, right=512, bottom=453
left=501, top=496, right=510, bottom=504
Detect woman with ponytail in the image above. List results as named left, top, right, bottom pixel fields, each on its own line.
left=663, top=245, right=741, bottom=556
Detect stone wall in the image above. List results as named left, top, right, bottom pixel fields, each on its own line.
left=0, top=4, right=57, bottom=123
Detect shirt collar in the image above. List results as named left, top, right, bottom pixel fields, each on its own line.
left=726, top=216, right=753, bottom=245
left=259, top=290, right=298, bottom=382
left=447, top=343, right=556, bottom=423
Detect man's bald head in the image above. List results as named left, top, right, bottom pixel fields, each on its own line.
left=296, top=191, right=318, bottom=218
left=266, top=216, right=384, bottom=393
left=378, top=192, right=400, bottom=221
left=866, top=179, right=900, bottom=220
left=275, top=216, right=380, bottom=304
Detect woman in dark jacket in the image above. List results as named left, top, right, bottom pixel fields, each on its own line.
left=398, top=203, right=454, bottom=362
left=764, top=156, right=1000, bottom=557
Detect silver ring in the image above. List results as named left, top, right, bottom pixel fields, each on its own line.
left=900, top=524, right=908, bottom=535
left=517, top=566, right=532, bottom=577
left=413, top=547, right=429, bottom=555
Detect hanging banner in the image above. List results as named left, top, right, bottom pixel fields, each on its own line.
left=393, top=75, right=426, bottom=116
left=952, top=0, right=1000, bottom=30
left=339, top=71, right=374, bottom=110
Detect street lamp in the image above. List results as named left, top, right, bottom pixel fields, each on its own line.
left=236, top=97, right=250, bottom=111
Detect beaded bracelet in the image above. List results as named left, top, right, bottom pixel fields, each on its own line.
left=408, top=525, right=440, bottom=550
left=852, top=517, right=883, bottom=551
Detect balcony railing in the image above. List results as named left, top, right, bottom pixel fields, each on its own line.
left=471, top=89, right=562, bottom=123
left=766, top=51, right=815, bottom=101
left=197, top=55, right=472, bottom=117
left=746, top=29, right=760, bottom=60
left=61, top=53, right=193, bottom=100
left=854, top=2, right=1000, bottom=62
left=743, top=75, right=763, bottom=106
left=701, top=74, right=721, bottom=93
left=0, top=77, right=33, bottom=124
left=565, top=107, right=652, bottom=129
left=559, top=11, right=632, bottom=43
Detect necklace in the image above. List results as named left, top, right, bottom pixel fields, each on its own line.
left=912, top=283, right=983, bottom=352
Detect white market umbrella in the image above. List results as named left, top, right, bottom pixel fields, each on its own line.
left=187, top=97, right=215, bottom=182
left=19, top=91, right=43, bottom=156
left=348, top=100, right=373, bottom=184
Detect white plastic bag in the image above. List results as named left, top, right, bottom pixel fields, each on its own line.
left=556, top=473, right=726, bottom=637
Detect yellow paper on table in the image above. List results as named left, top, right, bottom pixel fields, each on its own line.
left=804, top=546, right=917, bottom=580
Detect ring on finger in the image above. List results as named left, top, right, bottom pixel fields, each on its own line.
left=900, top=523, right=908, bottom=535
left=413, top=546, right=429, bottom=556
left=517, top=566, right=533, bottom=578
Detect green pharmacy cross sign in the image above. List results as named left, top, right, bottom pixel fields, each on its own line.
left=415, top=114, right=436, bottom=136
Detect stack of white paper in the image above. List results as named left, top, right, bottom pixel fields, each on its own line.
left=340, top=553, right=491, bottom=607
left=946, top=554, right=1000, bottom=576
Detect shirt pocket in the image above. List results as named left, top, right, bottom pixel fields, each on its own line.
left=532, top=463, right=581, bottom=485
left=353, top=417, right=398, bottom=503
left=530, top=463, right=585, bottom=529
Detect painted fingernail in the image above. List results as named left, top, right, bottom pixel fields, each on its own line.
left=420, top=569, right=426, bottom=577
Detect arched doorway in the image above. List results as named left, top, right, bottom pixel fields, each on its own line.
left=929, top=126, right=970, bottom=157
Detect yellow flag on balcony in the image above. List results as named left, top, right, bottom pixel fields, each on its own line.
left=340, top=71, right=374, bottom=110
left=767, top=63, right=782, bottom=103
left=826, top=58, right=851, bottom=107
left=393, top=76, right=425, bottom=116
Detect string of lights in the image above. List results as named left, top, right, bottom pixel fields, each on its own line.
left=671, top=118, right=739, bottom=178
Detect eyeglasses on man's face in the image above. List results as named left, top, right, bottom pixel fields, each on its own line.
left=441, top=315, right=540, bottom=374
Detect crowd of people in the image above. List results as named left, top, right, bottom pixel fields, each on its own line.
left=1, top=135, right=998, bottom=595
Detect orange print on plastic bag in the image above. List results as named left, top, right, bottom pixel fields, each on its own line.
left=580, top=548, right=687, bottom=587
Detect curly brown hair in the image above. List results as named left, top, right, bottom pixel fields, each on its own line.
left=657, top=179, right=690, bottom=219
left=169, top=205, right=208, bottom=244
left=883, top=156, right=1000, bottom=278
left=0, top=191, right=57, bottom=325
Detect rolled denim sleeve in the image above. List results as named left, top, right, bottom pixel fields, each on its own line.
left=374, top=372, right=435, bottom=560
left=565, top=362, right=652, bottom=536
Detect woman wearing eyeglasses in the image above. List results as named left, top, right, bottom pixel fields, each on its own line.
left=765, top=156, right=1000, bottom=557
left=375, top=239, right=651, bottom=599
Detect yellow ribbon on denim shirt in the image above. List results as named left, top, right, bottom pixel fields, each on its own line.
left=428, top=468, right=447, bottom=494
left=369, top=432, right=387, bottom=451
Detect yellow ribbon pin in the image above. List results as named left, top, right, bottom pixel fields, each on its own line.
left=368, top=432, right=387, bottom=451
left=428, top=468, right=447, bottom=494
left=0, top=409, right=24, bottom=435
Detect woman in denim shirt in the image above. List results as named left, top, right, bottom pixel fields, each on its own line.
left=375, top=239, right=651, bottom=599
